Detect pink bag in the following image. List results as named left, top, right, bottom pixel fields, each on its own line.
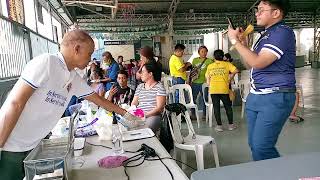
left=98, top=156, right=129, bottom=168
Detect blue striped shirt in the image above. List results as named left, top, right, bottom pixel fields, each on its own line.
left=251, top=21, right=296, bottom=94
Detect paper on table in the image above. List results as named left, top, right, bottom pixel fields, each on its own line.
left=122, top=128, right=155, bottom=142
left=299, top=177, right=320, bottom=180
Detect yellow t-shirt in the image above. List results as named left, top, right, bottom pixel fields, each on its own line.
left=205, top=60, right=237, bottom=94
left=169, top=54, right=187, bottom=80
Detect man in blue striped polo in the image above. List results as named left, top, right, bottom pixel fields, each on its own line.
left=227, top=0, right=296, bottom=161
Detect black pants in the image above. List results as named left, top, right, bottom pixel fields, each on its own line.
left=211, top=94, right=233, bottom=125
left=0, top=150, right=30, bottom=180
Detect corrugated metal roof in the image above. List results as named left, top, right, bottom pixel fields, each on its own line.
left=60, top=0, right=320, bottom=32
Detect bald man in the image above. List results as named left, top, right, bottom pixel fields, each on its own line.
left=0, top=30, right=142, bottom=180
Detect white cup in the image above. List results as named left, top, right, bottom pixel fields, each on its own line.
left=74, top=138, right=86, bottom=156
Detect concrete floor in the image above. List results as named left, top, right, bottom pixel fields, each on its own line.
left=173, top=66, right=320, bottom=177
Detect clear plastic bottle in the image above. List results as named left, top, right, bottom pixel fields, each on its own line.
left=112, top=112, right=124, bottom=155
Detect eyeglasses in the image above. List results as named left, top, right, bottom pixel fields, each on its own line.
left=254, top=7, right=277, bottom=14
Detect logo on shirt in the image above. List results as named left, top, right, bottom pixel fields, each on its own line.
left=211, top=68, right=226, bottom=76
left=262, top=33, right=270, bottom=40
left=45, top=90, right=67, bottom=107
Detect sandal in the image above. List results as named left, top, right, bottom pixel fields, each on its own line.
left=289, top=116, right=304, bottom=123
left=296, top=116, right=304, bottom=123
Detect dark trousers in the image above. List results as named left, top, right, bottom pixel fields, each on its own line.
left=0, top=150, right=30, bottom=180
left=211, top=94, right=233, bottom=125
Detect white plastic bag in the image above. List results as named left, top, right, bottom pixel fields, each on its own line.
left=93, top=108, right=113, bottom=140
left=51, top=116, right=70, bottom=138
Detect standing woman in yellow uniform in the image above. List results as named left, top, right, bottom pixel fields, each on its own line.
left=206, top=50, right=239, bottom=132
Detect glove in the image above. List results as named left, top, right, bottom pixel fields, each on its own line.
left=123, top=112, right=145, bottom=129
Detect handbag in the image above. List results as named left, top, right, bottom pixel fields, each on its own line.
left=229, top=89, right=236, bottom=101
left=187, top=58, right=207, bottom=84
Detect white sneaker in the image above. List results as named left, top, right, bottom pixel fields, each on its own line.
left=215, top=125, right=223, bottom=132
left=228, top=124, right=236, bottom=131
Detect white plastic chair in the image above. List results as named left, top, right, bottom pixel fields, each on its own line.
left=233, top=73, right=239, bottom=87
left=202, top=83, right=213, bottom=127
left=170, top=84, right=201, bottom=128
left=168, top=110, right=220, bottom=170
left=162, top=76, right=174, bottom=104
left=238, top=79, right=251, bottom=119
left=162, top=76, right=173, bottom=92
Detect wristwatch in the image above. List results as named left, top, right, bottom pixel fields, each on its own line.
left=230, top=39, right=239, bottom=45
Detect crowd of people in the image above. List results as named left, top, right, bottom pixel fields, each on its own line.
left=89, top=49, right=167, bottom=134
left=169, top=43, right=239, bottom=132
left=83, top=46, right=165, bottom=134
left=85, top=42, right=240, bottom=134
left=82, top=38, right=243, bottom=135
left=168, top=0, right=299, bottom=163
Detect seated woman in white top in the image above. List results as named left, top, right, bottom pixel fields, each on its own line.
left=131, top=61, right=166, bottom=132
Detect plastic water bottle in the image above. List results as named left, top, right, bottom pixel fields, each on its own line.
left=112, top=112, right=124, bottom=155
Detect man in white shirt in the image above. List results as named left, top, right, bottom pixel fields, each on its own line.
left=0, top=30, right=142, bottom=180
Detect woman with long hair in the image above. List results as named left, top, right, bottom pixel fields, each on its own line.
left=131, top=61, right=166, bottom=133
left=136, top=46, right=156, bottom=81
left=89, top=67, right=106, bottom=97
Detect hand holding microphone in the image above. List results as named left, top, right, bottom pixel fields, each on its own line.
left=229, top=24, right=254, bottom=51
left=229, top=24, right=254, bottom=50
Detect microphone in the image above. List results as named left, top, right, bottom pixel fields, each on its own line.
left=230, top=24, right=254, bottom=51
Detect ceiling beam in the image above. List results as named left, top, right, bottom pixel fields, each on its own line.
left=74, top=4, right=111, bottom=19
left=168, top=0, right=180, bottom=18
left=77, top=14, right=168, bottom=23
left=62, top=0, right=116, bottom=8
left=111, top=0, right=118, bottom=19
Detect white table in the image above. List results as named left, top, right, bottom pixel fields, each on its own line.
left=72, top=136, right=189, bottom=180
left=191, top=152, right=320, bottom=180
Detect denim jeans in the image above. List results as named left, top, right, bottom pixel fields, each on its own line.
left=172, top=77, right=186, bottom=103
left=191, top=83, right=206, bottom=113
left=245, top=92, right=295, bottom=161
left=172, top=77, right=185, bottom=85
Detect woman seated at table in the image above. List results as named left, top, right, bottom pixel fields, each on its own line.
left=89, top=67, right=105, bottom=97
left=131, top=61, right=166, bottom=133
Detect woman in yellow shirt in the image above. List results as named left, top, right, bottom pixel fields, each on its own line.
left=205, top=50, right=239, bottom=132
